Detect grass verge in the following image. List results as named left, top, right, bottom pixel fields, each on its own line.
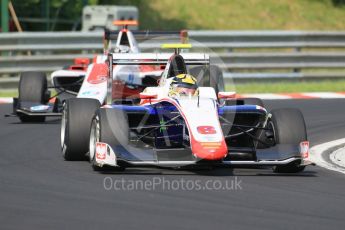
left=115, top=0, right=345, bottom=30
left=230, top=79, right=345, bottom=94
left=0, top=91, right=17, bottom=98
left=1, top=79, right=345, bottom=98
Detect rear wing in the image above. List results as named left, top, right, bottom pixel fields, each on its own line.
left=104, top=30, right=188, bottom=43
left=105, top=52, right=209, bottom=104
left=103, top=20, right=188, bottom=53
left=103, top=29, right=189, bottom=54
left=109, top=53, right=210, bottom=65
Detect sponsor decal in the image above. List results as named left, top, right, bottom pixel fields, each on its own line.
left=88, top=76, right=107, bottom=84
left=96, top=142, right=107, bottom=160
left=81, top=90, right=100, bottom=96
left=299, top=141, right=309, bottom=158
left=200, top=142, right=222, bottom=149
left=128, top=73, right=135, bottom=84
left=201, top=136, right=219, bottom=142
left=159, top=118, right=167, bottom=133
left=197, top=126, right=216, bottom=134
left=30, top=105, right=50, bottom=111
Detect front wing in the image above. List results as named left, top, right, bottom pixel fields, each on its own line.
left=11, top=98, right=62, bottom=117
left=93, top=141, right=312, bottom=168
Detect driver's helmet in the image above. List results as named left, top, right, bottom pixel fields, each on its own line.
left=170, top=74, right=198, bottom=96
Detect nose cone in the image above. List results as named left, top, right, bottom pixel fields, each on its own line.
left=191, top=140, right=228, bottom=160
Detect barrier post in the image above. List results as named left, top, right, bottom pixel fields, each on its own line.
left=1, top=0, right=9, bottom=33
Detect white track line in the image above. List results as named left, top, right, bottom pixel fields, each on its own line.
left=302, top=92, right=345, bottom=99
left=310, top=138, right=345, bottom=174
left=330, top=147, right=345, bottom=169
left=1, top=92, right=345, bottom=104
left=0, top=98, right=13, bottom=104
left=240, top=93, right=292, bottom=100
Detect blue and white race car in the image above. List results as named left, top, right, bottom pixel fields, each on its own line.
left=62, top=44, right=312, bottom=173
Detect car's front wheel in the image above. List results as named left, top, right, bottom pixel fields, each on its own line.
left=89, top=108, right=127, bottom=171
left=18, top=72, right=48, bottom=122
left=61, top=98, right=100, bottom=161
left=270, top=108, right=307, bottom=173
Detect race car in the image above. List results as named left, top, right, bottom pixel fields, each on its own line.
left=11, top=20, right=188, bottom=122
left=61, top=44, right=312, bottom=173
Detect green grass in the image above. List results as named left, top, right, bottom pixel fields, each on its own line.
left=0, top=91, right=17, bottom=97
left=114, top=0, right=345, bottom=30
left=1, top=79, right=345, bottom=97
left=231, top=79, right=345, bottom=94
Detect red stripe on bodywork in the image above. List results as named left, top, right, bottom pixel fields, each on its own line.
left=87, top=63, right=108, bottom=84
left=112, top=80, right=143, bottom=99
left=139, top=65, right=162, bottom=72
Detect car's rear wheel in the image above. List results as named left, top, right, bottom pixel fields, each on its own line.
left=189, top=65, right=224, bottom=95
left=243, top=98, right=264, bottom=107
left=61, top=98, right=100, bottom=161
left=18, top=72, right=48, bottom=122
left=271, top=108, right=307, bottom=173
left=209, top=65, right=225, bottom=94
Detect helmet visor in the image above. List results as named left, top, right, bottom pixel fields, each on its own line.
left=175, top=87, right=197, bottom=96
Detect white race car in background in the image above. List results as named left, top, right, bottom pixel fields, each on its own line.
left=11, top=20, right=188, bottom=122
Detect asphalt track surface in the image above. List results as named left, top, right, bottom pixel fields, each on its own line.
left=1, top=99, right=345, bottom=230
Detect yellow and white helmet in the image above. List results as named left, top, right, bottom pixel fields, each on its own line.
left=171, top=74, right=198, bottom=89
left=170, top=74, right=198, bottom=96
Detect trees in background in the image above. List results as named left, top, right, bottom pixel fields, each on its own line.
left=6, top=0, right=345, bottom=32
left=333, top=0, right=345, bottom=6
left=12, top=0, right=90, bottom=31
left=10, top=0, right=144, bottom=31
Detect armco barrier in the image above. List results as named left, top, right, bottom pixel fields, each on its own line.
left=1, top=30, right=345, bottom=79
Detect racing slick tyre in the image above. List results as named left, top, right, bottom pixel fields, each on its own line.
left=18, top=72, right=48, bottom=122
left=61, top=98, right=100, bottom=161
left=243, top=98, right=264, bottom=107
left=209, top=65, right=225, bottom=94
left=89, top=108, right=127, bottom=171
left=189, top=65, right=225, bottom=94
left=270, top=108, right=307, bottom=173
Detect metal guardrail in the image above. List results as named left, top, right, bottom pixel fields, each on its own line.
left=1, top=31, right=345, bottom=79
left=2, top=53, right=345, bottom=73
